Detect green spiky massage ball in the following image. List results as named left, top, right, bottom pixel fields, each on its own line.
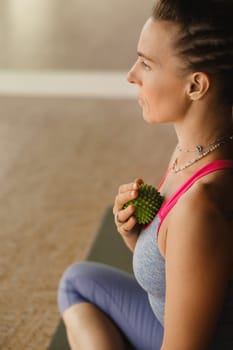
left=124, top=184, right=163, bottom=225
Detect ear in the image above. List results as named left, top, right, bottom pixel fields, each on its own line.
left=186, top=72, right=210, bottom=101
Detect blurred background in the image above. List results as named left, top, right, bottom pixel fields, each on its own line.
left=0, top=1, right=175, bottom=349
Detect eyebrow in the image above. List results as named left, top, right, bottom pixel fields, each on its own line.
left=137, top=51, right=155, bottom=62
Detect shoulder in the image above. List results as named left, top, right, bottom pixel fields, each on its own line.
left=163, top=162, right=233, bottom=223
left=171, top=166, right=233, bottom=225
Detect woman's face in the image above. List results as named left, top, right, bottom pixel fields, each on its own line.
left=127, top=18, right=190, bottom=124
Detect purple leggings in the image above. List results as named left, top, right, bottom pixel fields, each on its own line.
left=57, top=261, right=163, bottom=350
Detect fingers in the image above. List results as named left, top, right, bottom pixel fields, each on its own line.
left=116, top=214, right=138, bottom=237
left=114, top=191, right=137, bottom=214
left=113, top=178, right=143, bottom=215
left=118, top=182, right=138, bottom=194
left=119, top=216, right=137, bottom=236
left=114, top=205, right=135, bottom=225
left=118, top=178, right=143, bottom=194
left=134, top=178, right=144, bottom=186
left=113, top=178, right=143, bottom=238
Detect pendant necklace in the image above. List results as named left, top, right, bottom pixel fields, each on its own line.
left=172, top=134, right=233, bottom=173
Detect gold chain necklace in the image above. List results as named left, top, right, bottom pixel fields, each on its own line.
left=172, top=134, right=233, bottom=173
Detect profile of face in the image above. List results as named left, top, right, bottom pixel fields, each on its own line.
left=127, top=18, right=192, bottom=124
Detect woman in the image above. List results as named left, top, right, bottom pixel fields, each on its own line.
left=58, top=1, right=233, bottom=349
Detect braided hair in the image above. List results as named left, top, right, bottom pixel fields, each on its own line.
left=152, top=0, right=233, bottom=105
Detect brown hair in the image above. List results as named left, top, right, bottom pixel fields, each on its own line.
left=152, top=0, right=233, bottom=105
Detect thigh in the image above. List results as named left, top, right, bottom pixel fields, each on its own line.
left=58, top=261, right=163, bottom=350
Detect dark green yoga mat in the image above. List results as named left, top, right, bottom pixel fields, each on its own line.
left=48, top=207, right=132, bottom=350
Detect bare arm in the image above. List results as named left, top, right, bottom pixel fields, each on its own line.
left=113, top=178, right=143, bottom=252
left=161, top=185, right=233, bottom=350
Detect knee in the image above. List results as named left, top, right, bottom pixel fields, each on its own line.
left=58, top=261, right=107, bottom=314
left=59, top=261, right=102, bottom=290
left=57, top=261, right=92, bottom=314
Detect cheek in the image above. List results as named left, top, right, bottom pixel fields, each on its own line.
left=145, top=80, right=171, bottom=111
left=143, top=78, right=187, bottom=121
left=145, top=75, right=169, bottom=101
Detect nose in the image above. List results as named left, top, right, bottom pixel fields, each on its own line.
left=127, top=62, right=137, bottom=84
left=127, top=68, right=135, bottom=84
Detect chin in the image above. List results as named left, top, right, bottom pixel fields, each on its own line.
left=142, top=110, right=159, bottom=124
left=142, top=108, right=175, bottom=124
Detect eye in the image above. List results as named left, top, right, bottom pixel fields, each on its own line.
left=141, top=60, right=151, bottom=71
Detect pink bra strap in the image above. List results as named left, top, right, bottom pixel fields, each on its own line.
left=157, top=160, right=233, bottom=233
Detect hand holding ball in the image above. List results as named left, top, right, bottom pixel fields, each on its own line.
left=123, top=184, right=163, bottom=225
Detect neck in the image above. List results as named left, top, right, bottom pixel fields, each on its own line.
left=174, top=102, right=233, bottom=150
